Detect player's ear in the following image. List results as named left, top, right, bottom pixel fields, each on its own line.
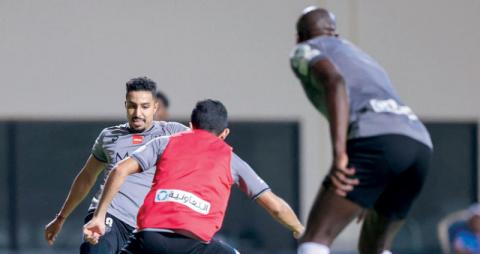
left=153, top=100, right=159, bottom=113
left=124, top=100, right=127, bottom=109
left=218, top=128, right=230, bottom=140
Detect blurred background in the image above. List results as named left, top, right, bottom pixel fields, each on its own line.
left=0, top=0, right=479, bottom=253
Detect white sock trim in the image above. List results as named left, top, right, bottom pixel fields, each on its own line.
left=298, top=242, right=330, bottom=254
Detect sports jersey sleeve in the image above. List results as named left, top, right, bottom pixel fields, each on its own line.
left=290, top=43, right=326, bottom=77
left=91, top=129, right=108, bottom=163
left=231, top=153, right=270, bottom=200
left=164, top=122, right=189, bottom=135
left=131, top=136, right=170, bottom=171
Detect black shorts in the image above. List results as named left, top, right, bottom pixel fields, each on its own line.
left=80, top=211, right=134, bottom=254
left=120, top=231, right=239, bottom=254
left=324, top=134, right=432, bottom=219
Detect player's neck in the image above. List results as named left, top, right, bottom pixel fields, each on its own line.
left=128, top=123, right=154, bottom=133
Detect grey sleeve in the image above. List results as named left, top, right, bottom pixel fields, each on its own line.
left=91, top=129, right=108, bottom=163
left=231, top=153, right=270, bottom=200
left=131, top=136, right=170, bottom=171
left=164, top=122, right=189, bottom=135
left=290, top=43, right=327, bottom=76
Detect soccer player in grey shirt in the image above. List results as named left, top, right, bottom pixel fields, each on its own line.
left=290, top=7, right=433, bottom=254
left=44, top=77, right=188, bottom=253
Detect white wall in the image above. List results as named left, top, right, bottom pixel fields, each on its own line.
left=1, top=0, right=479, bottom=251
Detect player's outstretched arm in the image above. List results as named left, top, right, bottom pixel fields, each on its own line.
left=311, top=58, right=359, bottom=196
left=256, top=190, right=305, bottom=239
left=44, top=155, right=105, bottom=246
left=83, top=157, right=141, bottom=244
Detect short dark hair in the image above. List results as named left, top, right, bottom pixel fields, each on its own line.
left=125, top=77, right=156, bottom=97
left=155, top=91, right=170, bottom=108
left=191, top=99, right=228, bottom=135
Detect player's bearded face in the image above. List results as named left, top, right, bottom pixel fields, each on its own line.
left=125, top=91, right=157, bottom=132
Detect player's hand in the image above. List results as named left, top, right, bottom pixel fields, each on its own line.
left=83, top=216, right=106, bottom=245
left=293, top=225, right=305, bottom=239
left=44, top=215, right=65, bottom=246
left=329, top=153, right=359, bottom=197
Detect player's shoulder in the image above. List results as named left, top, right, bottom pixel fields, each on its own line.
left=291, top=36, right=322, bottom=53
left=291, top=36, right=345, bottom=56
left=291, top=37, right=330, bottom=62
left=145, top=134, right=172, bottom=149
left=231, top=152, right=241, bottom=161
left=231, top=152, right=250, bottom=168
left=290, top=40, right=327, bottom=76
left=98, top=122, right=129, bottom=137
left=151, top=121, right=189, bottom=135
left=310, top=35, right=345, bottom=46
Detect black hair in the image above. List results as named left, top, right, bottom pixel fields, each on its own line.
left=190, top=99, right=228, bottom=135
left=155, top=91, right=170, bottom=108
left=125, top=77, right=157, bottom=97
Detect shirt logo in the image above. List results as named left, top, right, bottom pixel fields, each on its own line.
left=155, top=189, right=211, bottom=215
left=290, top=44, right=322, bottom=76
left=132, top=135, right=144, bottom=145
left=369, top=99, right=418, bottom=121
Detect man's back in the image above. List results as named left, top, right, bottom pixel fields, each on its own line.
left=136, top=130, right=233, bottom=242
left=291, top=36, right=432, bottom=148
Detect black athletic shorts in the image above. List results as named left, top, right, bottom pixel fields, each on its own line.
left=80, top=211, right=134, bottom=254
left=120, top=231, right=239, bottom=254
left=324, top=134, right=432, bottom=219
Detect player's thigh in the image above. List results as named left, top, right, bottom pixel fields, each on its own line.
left=121, top=231, right=171, bottom=254
left=81, top=212, right=112, bottom=254
left=374, top=139, right=432, bottom=219
left=107, top=215, right=135, bottom=252
left=80, top=239, right=113, bottom=254
left=301, top=186, right=362, bottom=244
left=200, top=239, right=239, bottom=254
left=81, top=212, right=132, bottom=254
left=122, top=231, right=223, bottom=254
left=337, top=136, right=394, bottom=209
left=358, top=209, right=405, bottom=254
left=344, top=135, right=428, bottom=210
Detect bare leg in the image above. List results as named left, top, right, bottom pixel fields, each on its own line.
left=300, top=186, right=362, bottom=246
left=358, top=209, right=405, bottom=254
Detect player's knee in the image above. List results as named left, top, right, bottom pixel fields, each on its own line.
left=358, top=238, right=374, bottom=254
left=301, top=226, right=337, bottom=246
left=358, top=238, right=385, bottom=254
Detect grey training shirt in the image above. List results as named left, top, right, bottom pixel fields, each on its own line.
left=290, top=36, right=432, bottom=148
left=90, top=121, right=188, bottom=227
left=131, top=135, right=271, bottom=199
